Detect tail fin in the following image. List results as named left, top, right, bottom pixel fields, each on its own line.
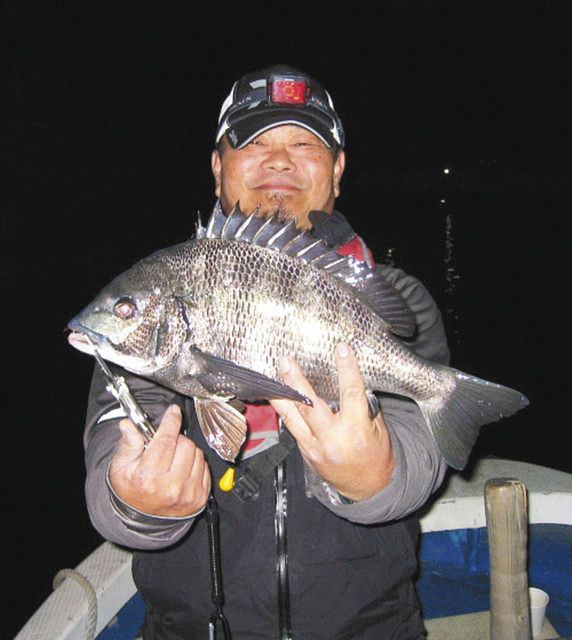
left=418, top=371, right=529, bottom=470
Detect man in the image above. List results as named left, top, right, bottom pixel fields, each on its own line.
left=84, top=65, right=449, bottom=639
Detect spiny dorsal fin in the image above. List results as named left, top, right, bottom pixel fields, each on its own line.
left=195, top=210, right=207, bottom=239
left=201, top=203, right=416, bottom=337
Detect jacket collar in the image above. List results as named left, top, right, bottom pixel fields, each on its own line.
left=308, top=209, right=356, bottom=246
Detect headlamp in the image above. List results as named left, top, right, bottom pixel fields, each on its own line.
left=267, top=76, right=311, bottom=106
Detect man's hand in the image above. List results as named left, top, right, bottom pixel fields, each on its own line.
left=109, top=404, right=211, bottom=517
left=270, top=343, right=395, bottom=502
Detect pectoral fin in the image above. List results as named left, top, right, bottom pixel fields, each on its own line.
left=194, top=397, right=247, bottom=462
left=191, top=345, right=312, bottom=405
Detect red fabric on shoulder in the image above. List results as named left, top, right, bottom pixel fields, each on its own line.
left=336, top=235, right=375, bottom=268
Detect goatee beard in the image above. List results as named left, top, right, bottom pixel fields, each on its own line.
left=257, top=197, right=293, bottom=225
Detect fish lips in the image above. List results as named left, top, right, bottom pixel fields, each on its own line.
left=67, top=317, right=154, bottom=374
left=67, top=318, right=110, bottom=355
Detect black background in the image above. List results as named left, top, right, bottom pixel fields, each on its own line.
left=3, top=1, right=570, bottom=637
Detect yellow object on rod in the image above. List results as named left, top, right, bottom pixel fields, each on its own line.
left=219, top=467, right=236, bottom=492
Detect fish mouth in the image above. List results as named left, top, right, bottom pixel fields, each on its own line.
left=67, top=330, right=97, bottom=355
left=67, top=319, right=109, bottom=355
left=67, top=319, right=152, bottom=374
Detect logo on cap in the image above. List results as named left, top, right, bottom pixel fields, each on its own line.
left=227, top=129, right=238, bottom=147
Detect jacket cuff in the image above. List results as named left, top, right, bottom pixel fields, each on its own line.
left=106, top=465, right=203, bottom=534
left=306, top=432, right=409, bottom=523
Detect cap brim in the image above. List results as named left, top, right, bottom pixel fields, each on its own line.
left=222, top=107, right=335, bottom=149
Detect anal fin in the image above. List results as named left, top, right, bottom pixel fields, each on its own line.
left=194, top=397, right=247, bottom=462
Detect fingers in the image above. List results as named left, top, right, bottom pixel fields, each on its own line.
left=270, top=356, right=328, bottom=441
left=336, top=343, right=370, bottom=422
left=140, top=404, right=183, bottom=473
left=198, top=456, right=213, bottom=499
left=169, top=438, right=211, bottom=513
left=142, top=404, right=211, bottom=490
left=113, top=418, right=146, bottom=470
left=270, top=396, right=313, bottom=442
left=275, top=356, right=316, bottom=400
left=271, top=344, right=372, bottom=441
left=169, top=430, right=208, bottom=483
left=272, top=345, right=395, bottom=500
left=111, top=403, right=212, bottom=517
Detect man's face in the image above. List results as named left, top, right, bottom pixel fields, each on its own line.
left=211, top=125, right=345, bottom=230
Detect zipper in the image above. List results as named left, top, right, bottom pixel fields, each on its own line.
left=274, top=419, right=292, bottom=639
left=205, top=495, right=231, bottom=640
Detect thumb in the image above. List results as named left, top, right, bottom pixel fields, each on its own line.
left=113, top=418, right=146, bottom=467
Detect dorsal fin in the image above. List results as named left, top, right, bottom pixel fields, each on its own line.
left=201, top=203, right=416, bottom=337
left=220, top=204, right=247, bottom=240
left=204, top=200, right=227, bottom=238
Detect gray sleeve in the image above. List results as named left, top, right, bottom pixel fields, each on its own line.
left=308, top=266, right=450, bottom=524
left=83, top=366, right=196, bottom=550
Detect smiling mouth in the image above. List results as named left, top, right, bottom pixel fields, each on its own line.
left=255, top=183, right=301, bottom=192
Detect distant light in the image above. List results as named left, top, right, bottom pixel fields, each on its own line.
left=443, top=167, right=451, bottom=175
left=440, top=198, right=446, bottom=204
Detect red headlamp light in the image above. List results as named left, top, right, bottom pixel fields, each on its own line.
left=267, top=76, right=311, bottom=105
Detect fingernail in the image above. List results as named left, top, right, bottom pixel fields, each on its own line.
left=170, top=404, right=181, bottom=415
left=337, top=343, right=350, bottom=358
left=277, top=356, right=290, bottom=374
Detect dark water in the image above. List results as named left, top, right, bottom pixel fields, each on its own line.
left=3, top=2, right=570, bottom=637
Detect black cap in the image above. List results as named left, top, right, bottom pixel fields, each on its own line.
left=215, top=65, right=345, bottom=150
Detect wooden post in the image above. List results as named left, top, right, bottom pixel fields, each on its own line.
left=485, top=478, right=531, bottom=640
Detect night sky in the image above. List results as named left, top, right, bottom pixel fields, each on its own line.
left=3, top=2, right=570, bottom=636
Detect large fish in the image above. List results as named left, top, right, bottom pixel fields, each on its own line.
left=68, top=203, right=528, bottom=469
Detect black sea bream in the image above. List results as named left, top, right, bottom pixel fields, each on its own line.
left=68, top=203, right=528, bottom=467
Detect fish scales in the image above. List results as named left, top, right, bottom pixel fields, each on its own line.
left=68, top=204, right=528, bottom=468
left=188, top=239, right=363, bottom=402
left=176, top=234, right=463, bottom=408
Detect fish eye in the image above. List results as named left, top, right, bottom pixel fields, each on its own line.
left=114, top=297, right=137, bottom=319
